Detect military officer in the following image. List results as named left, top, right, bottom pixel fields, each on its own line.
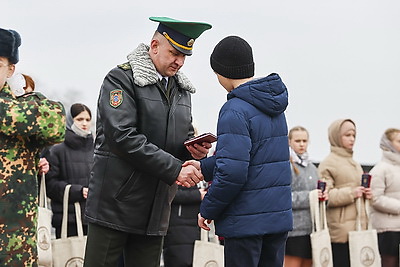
left=84, top=17, right=212, bottom=267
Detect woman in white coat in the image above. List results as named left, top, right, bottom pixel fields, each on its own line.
left=370, top=128, right=400, bottom=267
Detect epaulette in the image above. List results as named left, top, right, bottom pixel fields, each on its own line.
left=118, top=62, right=132, bottom=70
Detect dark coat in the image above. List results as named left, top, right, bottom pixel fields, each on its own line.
left=85, top=43, right=195, bottom=236
left=163, top=186, right=201, bottom=267
left=46, top=128, right=94, bottom=227
left=200, top=73, right=293, bottom=238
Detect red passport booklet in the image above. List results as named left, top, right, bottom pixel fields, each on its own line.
left=184, top=133, right=217, bottom=146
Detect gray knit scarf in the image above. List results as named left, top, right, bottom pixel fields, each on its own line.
left=71, top=123, right=91, bottom=138
left=290, top=148, right=310, bottom=167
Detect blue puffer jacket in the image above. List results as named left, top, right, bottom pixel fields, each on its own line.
left=200, top=73, right=293, bottom=238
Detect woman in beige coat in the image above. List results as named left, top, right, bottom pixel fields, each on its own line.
left=318, top=119, right=372, bottom=267
left=370, top=128, right=400, bottom=267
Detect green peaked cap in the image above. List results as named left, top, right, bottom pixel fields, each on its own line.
left=149, top=16, right=212, bottom=55
left=149, top=17, right=212, bottom=39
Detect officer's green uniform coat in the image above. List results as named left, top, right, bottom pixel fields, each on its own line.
left=0, top=83, right=65, bottom=266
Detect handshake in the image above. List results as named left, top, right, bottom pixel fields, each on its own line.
left=176, top=160, right=203, bottom=188
left=177, top=136, right=213, bottom=188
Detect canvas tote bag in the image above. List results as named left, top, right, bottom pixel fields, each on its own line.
left=37, top=173, right=53, bottom=267
left=52, top=184, right=87, bottom=267
left=349, top=198, right=381, bottom=267
left=309, top=189, right=333, bottom=267
left=193, top=224, right=224, bottom=267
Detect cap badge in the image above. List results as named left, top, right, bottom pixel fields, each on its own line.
left=187, top=39, right=195, bottom=47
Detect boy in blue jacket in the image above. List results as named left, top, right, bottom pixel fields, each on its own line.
left=186, top=36, right=292, bottom=267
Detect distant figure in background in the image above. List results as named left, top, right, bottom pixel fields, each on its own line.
left=22, top=74, right=34, bottom=93
left=318, top=119, right=372, bottom=267
left=163, top=185, right=206, bottom=267
left=285, top=126, right=327, bottom=267
left=7, top=73, right=35, bottom=96
left=46, top=103, right=93, bottom=238
left=7, top=73, right=50, bottom=177
left=163, top=126, right=207, bottom=267
left=370, top=128, right=400, bottom=267
left=0, top=28, right=66, bottom=266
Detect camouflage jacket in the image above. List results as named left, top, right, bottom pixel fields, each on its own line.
left=0, top=83, right=65, bottom=266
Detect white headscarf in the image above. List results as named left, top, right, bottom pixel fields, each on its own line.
left=7, top=73, right=26, bottom=96
left=380, top=133, right=400, bottom=154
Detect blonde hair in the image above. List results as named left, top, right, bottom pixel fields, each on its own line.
left=288, top=126, right=309, bottom=140
left=385, top=128, right=400, bottom=142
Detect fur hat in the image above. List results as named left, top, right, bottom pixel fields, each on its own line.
left=210, top=36, right=254, bottom=79
left=0, top=28, right=21, bottom=64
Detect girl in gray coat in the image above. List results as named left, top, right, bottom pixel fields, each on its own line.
left=284, top=126, right=328, bottom=267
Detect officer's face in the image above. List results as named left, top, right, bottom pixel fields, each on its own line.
left=150, top=37, right=186, bottom=77
left=0, top=57, right=15, bottom=89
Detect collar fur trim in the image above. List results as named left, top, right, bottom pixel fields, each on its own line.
left=127, top=43, right=196, bottom=93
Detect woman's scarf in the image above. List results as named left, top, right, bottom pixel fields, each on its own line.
left=290, top=148, right=310, bottom=167
left=71, top=122, right=91, bottom=138
left=380, top=133, right=400, bottom=154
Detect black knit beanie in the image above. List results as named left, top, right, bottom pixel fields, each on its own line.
left=0, top=28, right=21, bottom=64
left=210, top=36, right=254, bottom=79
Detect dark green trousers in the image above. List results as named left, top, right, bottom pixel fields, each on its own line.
left=83, top=223, right=163, bottom=267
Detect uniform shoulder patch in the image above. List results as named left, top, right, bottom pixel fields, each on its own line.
left=117, top=62, right=132, bottom=70
left=110, top=89, right=123, bottom=108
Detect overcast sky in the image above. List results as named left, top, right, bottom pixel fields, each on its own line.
left=4, top=0, right=400, bottom=165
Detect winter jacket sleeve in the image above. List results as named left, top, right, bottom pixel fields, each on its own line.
left=318, top=160, right=355, bottom=208
left=200, top=155, right=216, bottom=182
left=0, top=89, right=65, bottom=145
left=200, top=108, right=251, bottom=220
left=370, top=163, right=400, bottom=215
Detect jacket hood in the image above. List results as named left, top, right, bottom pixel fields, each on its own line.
left=126, top=43, right=196, bottom=93
left=328, top=119, right=356, bottom=148
left=228, top=73, right=288, bottom=116
left=380, top=132, right=400, bottom=154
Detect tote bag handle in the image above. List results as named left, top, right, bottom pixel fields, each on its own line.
left=200, top=223, right=219, bottom=244
left=39, top=173, right=48, bottom=209
left=61, top=185, right=84, bottom=239
left=355, top=197, right=372, bottom=231
left=309, top=189, right=328, bottom=233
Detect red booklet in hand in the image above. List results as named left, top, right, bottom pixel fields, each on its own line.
left=184, top=133, right=217, bottom=146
